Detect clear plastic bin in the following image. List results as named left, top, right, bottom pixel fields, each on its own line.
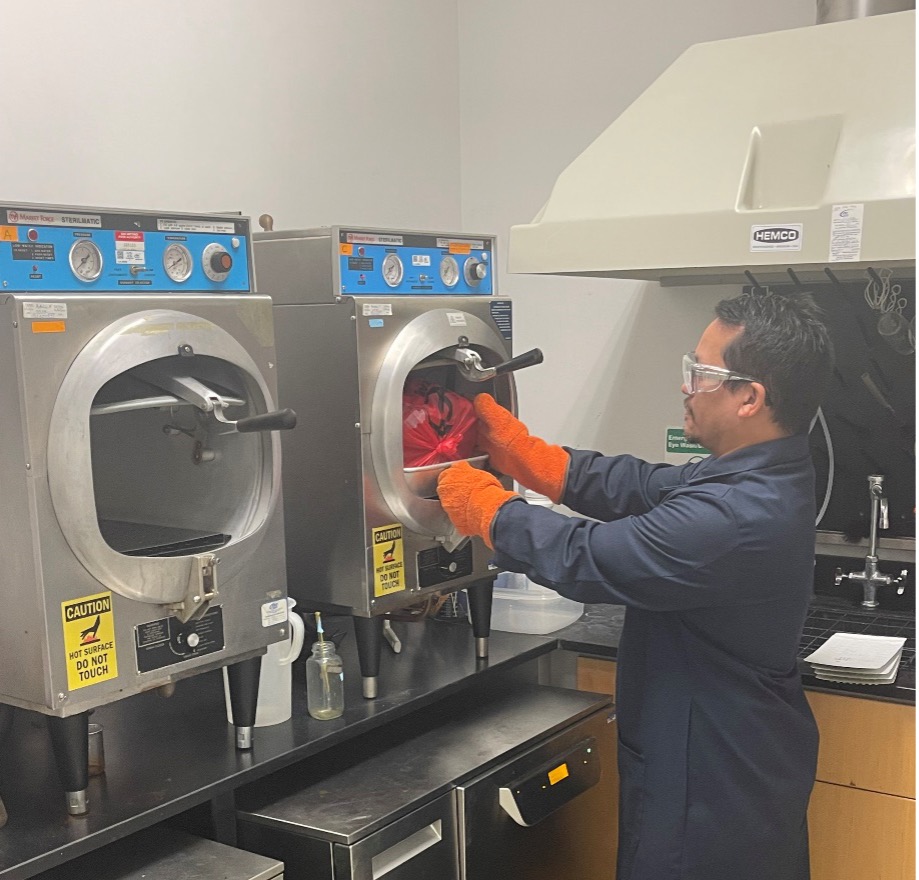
left=489, top=489, right=584, bottom=634
left=491, top=572, right=584, bottom=634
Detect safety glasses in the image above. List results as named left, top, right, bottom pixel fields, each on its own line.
left=682, top=352, right=760, bottom=395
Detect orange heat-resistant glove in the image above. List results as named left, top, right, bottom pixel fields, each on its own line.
left=474, top=394, right=569, bottom=503
left=437, top=461, right=517, bottom=549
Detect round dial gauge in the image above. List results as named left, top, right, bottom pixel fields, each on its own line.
left=464, top=257, right=487, bottom=287
left=163, top=243, right=193, bottom=283
left=202, top=242, right=233, bottom=282
left=440, top=255, right=460, bottom=288
left=381, top=253, right=404, bottom=288
left=68, top=240, right=103, bottom=283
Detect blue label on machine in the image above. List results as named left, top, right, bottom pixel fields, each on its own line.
left=338, top=229, right=494, bottom=296
left=0, top=205, right=252, bottom=293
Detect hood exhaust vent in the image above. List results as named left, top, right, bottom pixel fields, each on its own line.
left=508, top=12, right=915, bottom=286
left=816, top=0, right=913, bottom=24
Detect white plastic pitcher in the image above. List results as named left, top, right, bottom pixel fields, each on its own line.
left=223, top=597, right=305, bottom=727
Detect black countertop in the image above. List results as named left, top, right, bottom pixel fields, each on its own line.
left=2, top=599, right=913, bottom=878
left=236, top=682, right=611, bottom=845
left=553, top=603, right=916, bottom=705
left=0, top=620, right=554, bottom=880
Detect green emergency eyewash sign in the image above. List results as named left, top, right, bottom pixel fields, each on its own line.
left=665, top=428, right=710, bottom=463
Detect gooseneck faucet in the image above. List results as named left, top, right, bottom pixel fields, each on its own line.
left=835, top=475, right=908, bottom=608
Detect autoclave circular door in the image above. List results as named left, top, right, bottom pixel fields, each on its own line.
left=47, top=309, right=281, bottom=606
left=370, top=307, right=514, bottom=549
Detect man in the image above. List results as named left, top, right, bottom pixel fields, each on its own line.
left=438, top=291, right=834, bottom=880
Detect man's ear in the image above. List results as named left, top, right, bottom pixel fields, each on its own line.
left=736, top=382, right=768, bottom=419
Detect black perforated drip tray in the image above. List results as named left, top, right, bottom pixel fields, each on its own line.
left=799, top=603, right=916, bottom=671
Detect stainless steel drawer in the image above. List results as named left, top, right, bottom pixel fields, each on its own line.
left=238, top=792, right=458, bottom=880
left=456, top=708, right=615, bottom=879
left=37, top=827, right=284, bottom=880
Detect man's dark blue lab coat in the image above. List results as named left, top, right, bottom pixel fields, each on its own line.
left=491, top=434, right=819, bottom=880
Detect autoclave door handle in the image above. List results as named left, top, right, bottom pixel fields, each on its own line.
left=492, top=347, right=544, bottom=376
left=452, top=345, right=543, bottom=382
left=235, top=407, right=298, bottom=433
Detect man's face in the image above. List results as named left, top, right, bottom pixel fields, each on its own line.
left=682, top=319, right=745, bottom=450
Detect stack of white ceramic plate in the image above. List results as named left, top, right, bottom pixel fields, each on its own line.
left=804, top=632, right=906, bottom=685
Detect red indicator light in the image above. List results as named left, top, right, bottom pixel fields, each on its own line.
left=27, top=229, right=38, bottom=241
left=358, top=246, right=365, bottom=256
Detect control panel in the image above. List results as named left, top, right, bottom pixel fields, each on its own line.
left=338, top=229, right=494, bottom=296
left=0, top=204, right=252, bottom=293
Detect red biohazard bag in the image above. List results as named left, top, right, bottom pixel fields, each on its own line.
left=402, top=378, right=478, bottom=467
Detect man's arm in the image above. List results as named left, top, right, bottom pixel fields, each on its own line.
left=561, top=449, right=691, bottom=522
left=491, top=486, right=761, bottom=611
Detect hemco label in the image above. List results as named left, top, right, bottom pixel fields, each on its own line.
left=749, top=224, right=803, bottom=252
left=372, top=524, right=405, bottom=597
left=61, top=592, right=119, bottom=690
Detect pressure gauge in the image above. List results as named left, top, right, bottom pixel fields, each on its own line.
left=68, top=240, right=103, bottom=283
left=382, top=253, right=404, bottom=288
left=440, top=255, right=459, bottom=288
left=202, top=242, right=233, bottom=282
left=163, top=243, right=193, bottom=283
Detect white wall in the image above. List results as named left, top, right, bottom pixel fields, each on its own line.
left=0, top=1, right=462, bottom=232
left=457, top=0, right=815, bottom=457
left=0, top=1, right=816, bottom=459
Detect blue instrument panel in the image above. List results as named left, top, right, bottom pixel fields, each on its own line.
left=337, top=229, right=494, bottom=296
left=0, top=205, right=252, bottom=293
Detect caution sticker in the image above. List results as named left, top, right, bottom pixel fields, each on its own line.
left=61, top=592, right=119, bottom=690
left=372, top=524, right=405, bottom=597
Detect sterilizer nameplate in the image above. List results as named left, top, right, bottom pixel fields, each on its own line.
left=417, top=542, right=474, bottom=589
left=135, top=606, right=225, bottom=673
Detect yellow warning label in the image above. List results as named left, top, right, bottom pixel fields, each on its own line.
left=0, top=226, right=19, bottom=242
left=340, top=242, right=353, bottom=256
left=548, top=763, right=569, bottom=786
left=61, top=591, right=118, bottom=690
left=372, top=523, right=405, bottom=597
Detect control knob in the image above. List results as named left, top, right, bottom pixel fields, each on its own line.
left=464, top=257, right=487, bottom=286
left=202, top=243, right=233, bottom=282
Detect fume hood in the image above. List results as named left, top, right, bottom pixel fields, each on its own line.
left=508, top=10, right=915, bottom=285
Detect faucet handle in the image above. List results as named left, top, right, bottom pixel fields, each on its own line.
left=834, top=567, right=846, bottom=586
left=879, top=497, right=889, bottom=530
left=896, top=569, right=908, bottom=595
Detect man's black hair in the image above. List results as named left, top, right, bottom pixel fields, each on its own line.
left=715, top=290, right=835, bottom=435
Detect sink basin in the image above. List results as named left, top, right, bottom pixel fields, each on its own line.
left=800, top=601, right=915, bottom=671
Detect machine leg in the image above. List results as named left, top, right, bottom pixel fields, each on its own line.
left=353, top=615, right=384, bottom=699
left=46, top=711, right=90, bottom=816
left=467, top=578, right=494, bottom=659
left=0, top=705, right=13, bottom=827
left=226, top=656, right=261, bottom=750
